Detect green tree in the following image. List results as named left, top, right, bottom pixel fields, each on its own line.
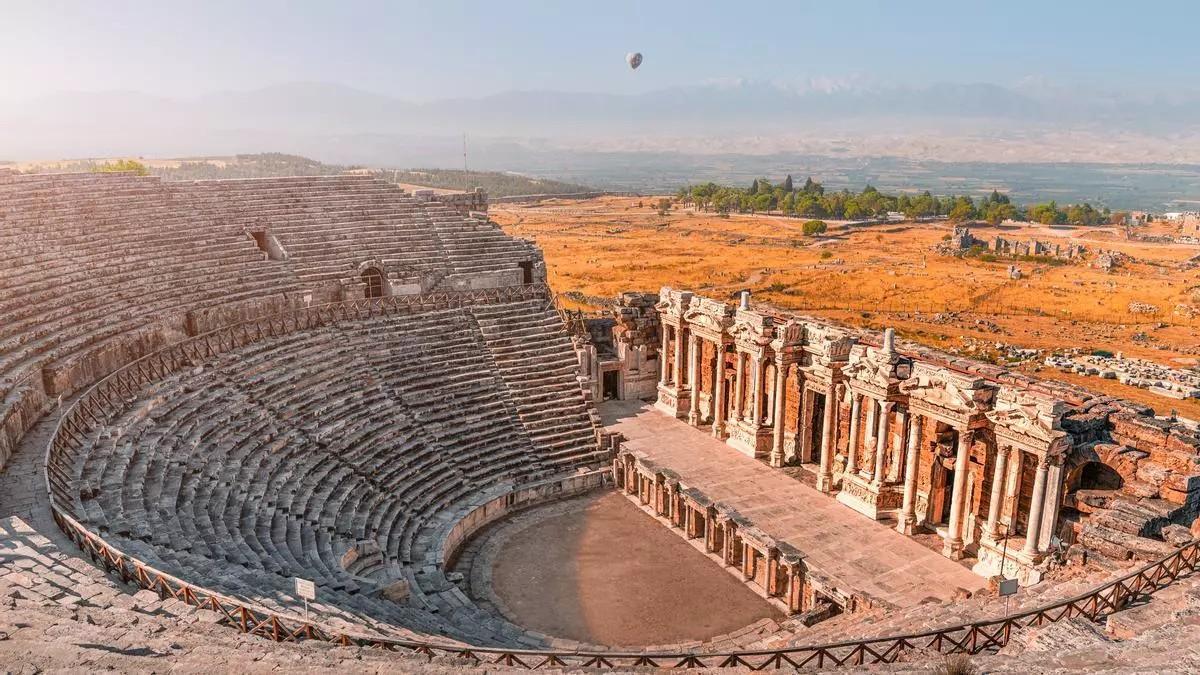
left=948, top=196, right=977, bottom=222
left=802, top=220, right=828, bottom=236
left=782, top=174, right=794, bottom=192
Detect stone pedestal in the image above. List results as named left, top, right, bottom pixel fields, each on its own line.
left=727, top=420, right=773, bottom=459
left=836, top=473, right=905, bottom=520
left=971, top=536, right=1044, bottom=586
left=656, top=384, right=690, bottom=419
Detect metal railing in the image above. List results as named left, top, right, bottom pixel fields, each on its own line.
left=42, top=281, right=1200, bottom=669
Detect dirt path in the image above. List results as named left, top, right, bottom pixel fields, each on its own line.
left=488, top=491, right=782, bottom=647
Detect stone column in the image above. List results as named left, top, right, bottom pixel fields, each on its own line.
left=872, top=401, right=893, bottom=486
left=846, top=393, right=861, bottom=474
left=898, top=414, right=922, bottom=534
left=687, top=334, right=702, bottom=425
left=712, top=347, right=728, bottom=438
left=770, top=360, right=788, bottom=467
left=1023, top=455, right=1051, bottom=557
left=672, top=325, right=685, bottom=389
left=944, top=430, right=973, bottom=559
left=984, top=445, right=1011, bottom=540
left=765, top=551, right=780, bottom=596
left=889, top=409, right=908, bottom=483
left=863, top=397, right=878, bottom=475
left=817, top=381, right=837, bottom=492
left=752, top=356, right=766, bottom=425
left=786, top=566, right=804, bottom=613
left=659, top=324, right=670, bottom=385
left=1038, top=462, right=1065, bottom=553
left=733, top=352, right=745, bottom=422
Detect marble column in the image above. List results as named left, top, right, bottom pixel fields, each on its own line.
left=872, top=401, right=893, bottom=486
left=889, top=409, right=909, bottom=483
left=672, top=325, right=685, bottom=389
left=659, top=324, right=670, bottom=385
left=817, top=381, right=837, bottom=492
left=863, top=398, right=878, bottom=475
left=1023, top=455, right=1050, bottom=557
left=687, top=334, right=702, bottom=425
left=752, top=356, right=766, bottom=426
left=898, top=414, right=922, bottom=534
left=846, top=393, right=861, bottom=474
left=733, top=352, right=746, bottom=422
left=944, top=430, right=973, bottom=559
left=770, top=360, right=788, bottom=467
left=984, top=445, right=1011, bottom=540
left=708, top=347, right=719, bottom=421
left=712, top=347, right=728, bottom=438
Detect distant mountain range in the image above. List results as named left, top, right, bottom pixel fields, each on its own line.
left=5, top=79, right=1200, bottom=160
left=5, top=80, right=1200, bottom=207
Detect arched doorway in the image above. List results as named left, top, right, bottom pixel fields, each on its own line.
left=1065, top=460, right=1124, bottom=496
left=361, top=268, right=384, bottom=299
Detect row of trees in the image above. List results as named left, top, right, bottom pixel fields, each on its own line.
left=676, top=176, right=1114, bottom=226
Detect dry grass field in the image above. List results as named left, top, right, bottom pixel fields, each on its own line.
left=493, top=196, right=1200, bottom=417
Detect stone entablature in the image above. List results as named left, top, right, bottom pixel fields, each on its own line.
left=900, top=362, right=996, bottom=429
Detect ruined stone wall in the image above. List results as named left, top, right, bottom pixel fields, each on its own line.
left=430, top=188, right=488, bottom=216
left=610, top=292, right=662, bottom=400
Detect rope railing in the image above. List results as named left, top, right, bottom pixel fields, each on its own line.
left=41, top=281, right=1200, bottom=669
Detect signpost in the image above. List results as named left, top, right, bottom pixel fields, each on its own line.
left=996, top=522, right=1018, bottom=617
left=999, top=577, right=1018, bottom=617
left=294, top=577, right=316, bottom=622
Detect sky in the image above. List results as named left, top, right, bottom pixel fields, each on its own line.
left=1, top=1, right=1196, bottom=101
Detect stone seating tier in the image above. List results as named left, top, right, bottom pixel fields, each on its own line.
left=0, top=171, right=544, bottom=474
left=65, top=302, right=604, bottom=646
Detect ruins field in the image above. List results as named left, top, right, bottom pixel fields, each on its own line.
left=493, top=196, right=1200, bottom=418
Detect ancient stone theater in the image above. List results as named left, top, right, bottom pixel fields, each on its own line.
left=2, top=169, right=1199, bottom=669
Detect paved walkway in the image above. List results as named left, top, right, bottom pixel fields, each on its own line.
left=600, top=400, right=987, bottom=608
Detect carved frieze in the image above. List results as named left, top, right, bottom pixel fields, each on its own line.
left=900, top=362, right=995, bottom=426
left=986, top=385, right=1070, bottom=455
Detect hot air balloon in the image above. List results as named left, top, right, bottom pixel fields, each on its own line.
left=626, top=52, right=643, bottom=70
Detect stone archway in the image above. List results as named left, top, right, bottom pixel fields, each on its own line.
left=361, top=267, right=385, bottom=299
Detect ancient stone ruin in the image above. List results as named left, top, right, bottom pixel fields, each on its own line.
left=3, top=171, right=1200, bottom=669
left=940, top=225, right=1086, bottom=261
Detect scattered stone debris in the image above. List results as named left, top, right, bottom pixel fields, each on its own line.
left=1128, top=302, right=1160, bottom=315
left=1045, top=351, right=1200, bottom=399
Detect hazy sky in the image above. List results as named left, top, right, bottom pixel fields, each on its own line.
left=2, top=1, right=1195, bottom=100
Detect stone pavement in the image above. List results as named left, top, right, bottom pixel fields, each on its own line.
left=600, top=399, right=987, bottom=608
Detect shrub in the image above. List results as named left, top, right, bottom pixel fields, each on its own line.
left=941, top=654, right=977, bottom=675
left=803, top=220, right=828, bottom=236
left=92, top=159, right=149, bottom=176
left=979, top=253, right=998, bottom=263
left=820, top=250, right=833, bottom=259
left=1092, top=349, right=1114, bottom=358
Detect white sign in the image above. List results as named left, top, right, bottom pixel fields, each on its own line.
left=998, top=578, right=1019, bottom=597
left=294, top=577, right=316, bottom=601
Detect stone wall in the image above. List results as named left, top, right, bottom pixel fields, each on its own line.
left=430, top=187, right=488, bottom=216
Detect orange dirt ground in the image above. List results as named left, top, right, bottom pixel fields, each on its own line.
left=489, top=491, right=783, bottom=646
left=492, top=196, right=1200, bottom=417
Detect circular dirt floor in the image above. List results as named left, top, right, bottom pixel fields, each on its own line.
left=488, top=491, right=784, bottom=647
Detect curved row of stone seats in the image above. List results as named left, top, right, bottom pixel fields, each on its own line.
left=0, top=171, right=304, bottom=465
left=469, top=300, right=606, bottom=473
left=64, top=301, right=602, bottom=646
left=424, top=205, right=540, bottom=277
left=0, top=174, right=298, bottom=377
left=189, top=176, right=454, bottom=287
